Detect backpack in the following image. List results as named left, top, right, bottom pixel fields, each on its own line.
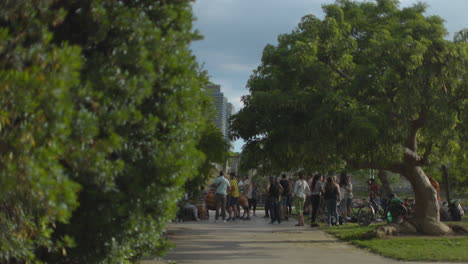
left=448, top=201, right=462, bottom=221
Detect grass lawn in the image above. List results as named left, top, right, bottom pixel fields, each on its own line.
left=324, top=216, right=468, bottom=261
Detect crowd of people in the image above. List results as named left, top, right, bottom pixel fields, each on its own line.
left=186, top=170, right=356, bottom=227
left=179, top=170, right=464, bottom=227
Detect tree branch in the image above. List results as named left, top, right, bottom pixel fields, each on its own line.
left=324, top=59, right=353, bottom=81
left=347, top=160, right=403, bottom=174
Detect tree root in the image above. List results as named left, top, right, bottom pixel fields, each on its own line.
left=361, top=219, right=468, bottom=239
left=447, top=224, right=468, bottom=235
left=362, top=222, right=417, bottom=239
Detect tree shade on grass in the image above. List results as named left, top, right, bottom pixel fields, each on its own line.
left=231, top=0, right=468, bottom=236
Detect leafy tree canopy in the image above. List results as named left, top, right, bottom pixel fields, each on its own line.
left=233, top=0, right=467, bottom=176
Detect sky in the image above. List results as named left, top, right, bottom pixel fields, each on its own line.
left=190, top=0, right=468, bottom=152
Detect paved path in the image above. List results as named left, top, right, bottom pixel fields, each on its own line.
left=142, top=212, right=458, bottom=264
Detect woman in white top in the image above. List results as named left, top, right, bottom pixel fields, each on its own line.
left=293, top=172, right=310, bottom=226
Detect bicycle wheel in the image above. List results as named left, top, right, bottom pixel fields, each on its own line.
left=351, top=201, right=361, bottom=217
left=357, top=205, right=375, bottom=226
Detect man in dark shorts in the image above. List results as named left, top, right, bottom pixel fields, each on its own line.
left=279, top=174, right=290, bottom=220
left=268, top=177, right=284, bottom=224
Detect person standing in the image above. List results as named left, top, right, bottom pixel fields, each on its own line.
left=279, top=174, right=290, bottom=220
left=344, top=174, right=353, bottom=218
left=212, top=171, right=230, bottom=223
left=310, top=174, right=324, bottom=227
left=268, top=177, right=283, bottom=224
left=368, top=178, right=379, bottom=202
left=293, top=172, right=310, bottom=226
left=264, top=180, right=271, bottom=218
left=248, top=182, right=258, bottom=216
left=228, top=172, right=240, bottom=221
left=324, top=176, right=341, bottom=226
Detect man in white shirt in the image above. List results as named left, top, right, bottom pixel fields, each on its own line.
left=212, top=171, right=230, bottom=223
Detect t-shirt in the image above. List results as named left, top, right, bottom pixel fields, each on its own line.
left=230, top=179, right=240, bottom=198
left=214, top=176, right=230, bottom=195
left=294, top=179, right=310, bottom=199
left=251, top=184, right=258, bottom=199
left=268, top=182, right=281, bottom=198
left=324, top=184, right=339, bottom=200
left=310, top=181, right=322, bottom=195
left=279, top=179, right=290, bottom=195
left=369, top=183, right=379, bottom=198
left=244, top=179, right=252, bottom=198
left=343, top=183, right=353, bottom=199
left=238, top=180, right=244, bottom=193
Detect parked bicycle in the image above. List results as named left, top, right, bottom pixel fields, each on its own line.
left=356, top=198, right=386, bottom=226
left=355, top=194, right=410, bottom=226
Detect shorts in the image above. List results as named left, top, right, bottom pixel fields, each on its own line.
left=230, top=196, right=239, bottom=206
left=281, top=195, right=289, bottom=206
left=295, top=197, right=305, bottom=214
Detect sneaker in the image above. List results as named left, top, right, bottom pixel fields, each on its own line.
left=214, top=220, right=218, bottom=223
left=310, top=223, right=319, bottom=227
left=223, top=220, right=227, bottom=223
left=245, top=217, right=251, bottom=220
left=269, top=221, right=274, bottom=224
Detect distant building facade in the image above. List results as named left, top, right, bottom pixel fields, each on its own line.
left=205, top=84, right=235, bottom=145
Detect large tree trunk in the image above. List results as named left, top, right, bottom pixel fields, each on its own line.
left=402, top=164, right=451, bottom=236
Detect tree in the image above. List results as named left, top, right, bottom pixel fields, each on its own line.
left=0, top=1, right=82, bottom=261
left=231, top=0, right=467, bottom=235
left=1, top=0, right=211, bottom=263
left=185, top=122, right=230, bottom=195
left=44, top=1, right=210, bottom=262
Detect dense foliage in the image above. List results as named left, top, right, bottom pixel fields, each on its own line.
left=0, top=0, right=221, bottom=263
left=232, top=0, right=467, bottom=180
left=185, top=122, right=230, bottom=195
left=231, top=0, right=467, bottom=232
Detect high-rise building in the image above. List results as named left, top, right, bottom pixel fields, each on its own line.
left=205, top=84, right=234, bottom=144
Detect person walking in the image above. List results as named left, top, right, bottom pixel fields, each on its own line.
left=324, top=176, right=341, bottom=226
left=268, top=177, right=283, bottom=224
left=310, top=174, right=324, bottom=227
left=293, top=172, right=310, bottom=226
left=212, top=171, right=230, bottom=223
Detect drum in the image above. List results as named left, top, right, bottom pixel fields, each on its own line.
left=205, top=191, right=217, bottom=210
left=238, top=193, right=249, bottom=210
left=197, top=205, right=207, bottom=219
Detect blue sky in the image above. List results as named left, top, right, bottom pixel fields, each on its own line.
left=191, top=0, right=468, bottom=152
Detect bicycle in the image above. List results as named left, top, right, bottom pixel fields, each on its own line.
left=356, top=197, right=386, bottom=226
